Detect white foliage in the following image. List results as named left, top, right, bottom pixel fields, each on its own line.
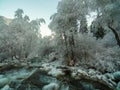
left=74, top=33, right=98, bottom=61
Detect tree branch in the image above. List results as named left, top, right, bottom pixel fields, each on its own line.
left=108, top=25, right=120, bottom=47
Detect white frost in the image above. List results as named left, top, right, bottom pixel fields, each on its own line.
left=48, top=68, right=65, bottom=77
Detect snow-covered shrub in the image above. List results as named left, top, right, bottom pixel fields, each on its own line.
left=99, top=32, right=117, bottom=47
left=95, top=47, right=120, bottom=73
left=73, top=33, right=120, bottom=73
left=38, top=36, right=55, bottom=58
left=74, top=34, right=101, bottom=65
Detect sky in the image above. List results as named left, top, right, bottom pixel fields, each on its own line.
left=0, top=0, right=60, bottom=36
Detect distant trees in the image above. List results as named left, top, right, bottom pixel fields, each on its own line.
left=15, top=9, right=24, bottom=19
left=0, top=9, right=47, bottom=62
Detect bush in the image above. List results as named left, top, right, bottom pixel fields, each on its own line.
left=94, top=47, right=120, bottom=73
left=37, top=36, right=55, bottom=58
left=99, top=32, right=117, bottom=47
left=74, top=34, right=100, bottom=64
left=73, top=33, right=120, bottom=73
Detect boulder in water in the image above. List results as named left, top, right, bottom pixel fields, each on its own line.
left=1, top=85, right=10, bottom=90
left=42, top=83, right=59, bottom=90
left=116, top=82, right=120, bottom=90
left=0, top=78, right=10, bottom=88
left=113, top=71, right=120, bottom=80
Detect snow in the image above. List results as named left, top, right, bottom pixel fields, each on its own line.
left=42, top=83, right=59, bottom=90
left=41, top=63, right=65, bottom=77
left=48, top=68, right=65, bottom=77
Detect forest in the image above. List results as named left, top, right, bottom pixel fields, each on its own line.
left=0, top=0, right=120, bottom=90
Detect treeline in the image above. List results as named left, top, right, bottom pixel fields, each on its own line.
left=0, top=0, right=120, bottom=73
left=0, top=9, right=54, bottom=62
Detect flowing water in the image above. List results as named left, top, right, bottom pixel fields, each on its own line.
left=0, top=67, right=112, bottom=90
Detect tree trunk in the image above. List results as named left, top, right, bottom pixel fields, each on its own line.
left=108, top=25, right=120, bottom=47
left=66, top=32, right=75, bottom=66
left=69, top=33, right=75, bottom=66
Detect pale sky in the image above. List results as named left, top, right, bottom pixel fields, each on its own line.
left=0, top=0, right=60, bottom=36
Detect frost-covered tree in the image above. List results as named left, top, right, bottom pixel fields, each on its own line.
left=10, top=10, right=45, bottom=59
left=14, top=9, right=24, bottom=19
left=49, top=0, right=77, bottom=66
left=48, top=0, right=120, bottom=72
left=90, top=0, right=120, bottom=46
left=30, top=18, right=45, bottom=35
left=49, top=0, right=94, bottom=66
left=0, top=9, right=46, bottom=62
left=24, top=15, right=30, bottom=22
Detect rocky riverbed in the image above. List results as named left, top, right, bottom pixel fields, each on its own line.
left=0, top=62, right=120, bottom=90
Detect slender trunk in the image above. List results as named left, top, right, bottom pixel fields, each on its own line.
left=63, top=32, right=75, bottom=66
left=108, top=25, right=120, bottom=47
left=63, top=33, right=69, bottom=55
left=68, top=33, right=75, bottom=66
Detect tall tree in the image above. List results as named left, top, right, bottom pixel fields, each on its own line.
left=90, top=0, right=120, bottom=46
left=49, top=0, right=89, bottom=66
left=1, top=9, right=45, bottom=60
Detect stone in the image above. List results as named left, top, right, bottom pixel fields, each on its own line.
left=116, top=82, right=120, bottom=90
left=1, top=85, right=10, bottom=90
left=42, top=83, right=59, bottom=90
left=0, top=78, right=10, bottom=88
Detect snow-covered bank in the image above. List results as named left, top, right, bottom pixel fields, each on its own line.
left=41, top=62, right=120, bottom=90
